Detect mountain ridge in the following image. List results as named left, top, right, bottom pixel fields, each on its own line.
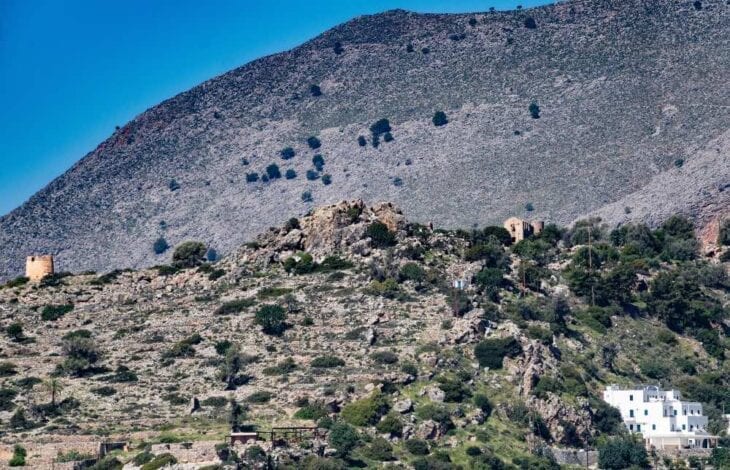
left=1, top=0, right=728, bottom=280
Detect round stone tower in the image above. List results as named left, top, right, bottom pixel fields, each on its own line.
left=25, top=255, right=54, bottom=281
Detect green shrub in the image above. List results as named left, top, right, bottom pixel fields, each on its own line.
left=598, top=436, right=648, bottom=469
left=152, top=237, right=169, bottom=255
left=41, top=304, right=74, bottom=321
left=215, top=299, right=255, bottom=315
left=310, top=355, right=345, bottom=368
left=262, top=357, right=297, bottom=376
left=0, top=388, right=18, bottom=411
left=141, top=453, right=178, bottom=470
left=285, top=169, right=297, bottom=179
left=310, top=84, right=322, bottom=97
left=529, top=102, right=540, bottom=119
left=432, top=111, right=448, bottom=126
left=4, top=276, right=30, bottom=289
left=365, top=222, right=396, bottom=248
left=474, top=337, right=522, bottom=369
left=321, top=174, right=332, bottom=185
left=399, top=262, right=425, bottom=284
left=370, top=118, right=391, bottom=137
left=0, top=362, right=18, bottom=377
left=162, top=333, right=202, bottom=359
left=266, top=163, right=281, bottom=179
left=312, top=154, right=325, bottom=171
left=283, top=252, right=315, bottom=274
left=6, top=322, right=24, bottom=341
left=371, top=351, right=399, bottom=365
left=405, top=439, right=430, bottom=455
left=328, top=423, right=359, bottom=457
left=246, top=172, right=259, bottom=183
left=307, top=136, right=321, bottom=149
left=246, top=391, right=272, bottom=403
left=472, top=394, right=492, bottom=415
left=306, top=169, right=319, bottom=180
left=172, top=241, right=207, bottom=268
left=437, top=375, right=471, bottom=402
left=294, top=400, right=328, bottom=420
left=255, top=305, right=287, bottom=335
left=341, top=392, right=389, bottom=426
left=358, top=135, right=367, bottom=146
left=363, top=437, right=393, bottom=461
left=8, top=445, right=26, bottom=467
left=376, top=413, right=403, bottom=436
left=91, top=386, right=117, bottom=396
left=280, top=147, right=295, bottom=160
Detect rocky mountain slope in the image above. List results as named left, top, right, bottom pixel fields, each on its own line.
left=0, top=201, right=727, bottom=468
left=1, top=0, right=728, bottom=280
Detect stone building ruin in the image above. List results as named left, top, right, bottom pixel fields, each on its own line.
left=503, top=217, right=544, bottom=243
left=25, top=255, right=54, bottom=281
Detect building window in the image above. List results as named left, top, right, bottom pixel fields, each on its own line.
left=683, top=409, right=687, bottom=416
left=629, top=394, right=633, bottom=401
left=674, top=410, right=677, bottom=416
left=652, top=424, right=656, bottom=431
left=636, top=424, right=641, bottom=432
left=690, top=425, right=693, bottom=431
left=629, top=424, right=634, bottom=431
left=629, top=410, right=634, bottom=418
left=644, top=409, right=648, bottom=416
left=682, top=424, right=686, bottom=431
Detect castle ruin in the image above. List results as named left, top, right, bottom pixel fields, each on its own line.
left=25, top=255, right=54, bottom=281
left=503, top=217, right=544, bottom=243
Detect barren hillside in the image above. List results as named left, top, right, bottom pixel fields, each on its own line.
left=1, top=0, right=728, bottom=280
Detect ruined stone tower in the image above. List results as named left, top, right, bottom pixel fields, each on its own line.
left=25, top=255, right=54, bottom=281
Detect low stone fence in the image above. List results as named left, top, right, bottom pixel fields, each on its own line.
left=550, top=447, right=598, bottom=467
left=0, top=439, right=99, bottom=469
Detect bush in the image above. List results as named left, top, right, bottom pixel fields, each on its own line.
left=310, top=84, right=322, bottom=97
left=365, top=222, right=396, bottom=248
left=474, top=337, right=522, bottom=369
left=529, top=102, right=540, bottom=119
left=432, top=111, right=448, bottom=126
left=371, top=351, right=399, bottom=365
left=307, top=136, right=321, bottom=149
left=383, top=132, right=394, bottom=142
left=311, top=355, right=345, bottom=368
left=247, top=391, right=272, bottom=403
left=169, top=179, right=180, bottom=191
left=363, top=437, right=393, bottom=461
left=91, top=386, right=117, bottom=396
left=153, top=237, right=169, bottom=254
left=341, top=392, right=389, bottom=426
left=246, top=172, right=259, bottom=183
left=280, top=147, right=295, bottom=160
left=162, top=333, right=202, bottom=359
left=321, top=174, right=332, bottom=185
left=141, top=453, right=178, bottom=470
left=172, top=241, right=207, bottom=268
left=9, top=445, right=26, bottom=467
left=301, top=191, right=313, bottom=202
left=370, top=118, right=391, bottom=136
left=405, top=439, right=430, bottom=455
left=266, top=163, right=281, bottom=179
left=524, top=17, right=537, bottom=28
left=294, top=400, right=328, bottom=420
left=357, top=135, right=367, bottom=146
left=61, top=334, right=102, bottom=376
left=399, top=262, right=426, bottom=284
left=312, top=154, right=325, bottom=171
left=437, top=375, right=471, bottom=402
left=0, top=362, right=17, bottom=377
left=306, top=169, right=319, bottom=180
left=255, top=305, right=287, bottom=335
left=598, top=436, right=648, bottom=469
left=376, top=413, right=403, bottom=436
left=473, top=394, right=492, bottom=415
left=0, top=388, right=18, bottom=411
left=41, top=304, right=74, bottom=321
left=214, top=298, right=255, bottom=315
left=718, top=220, right=730, bottom=246
left=4, top=276, right=29, bottom=289
left=328, top=423, right=359, bottom=457
left=285, top=169, right=297, bottom=179
left=283, top=252, right=315, bottom=274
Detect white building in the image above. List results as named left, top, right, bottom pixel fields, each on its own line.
left=603, top=385, right=718, bottom=451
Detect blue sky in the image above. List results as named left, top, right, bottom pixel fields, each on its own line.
left=0, top=0, right=550, bottom=216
